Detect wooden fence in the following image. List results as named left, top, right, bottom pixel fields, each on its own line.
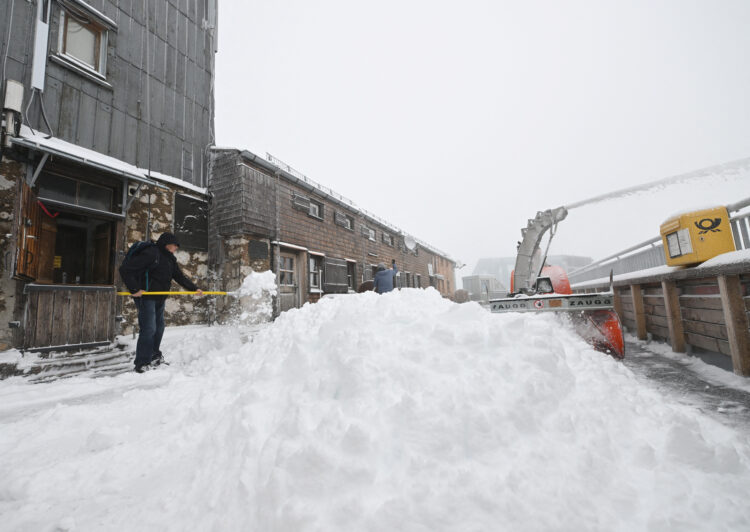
left=22, top=284, right=116, bottom=352
left=574, top=262, right=750, bottom=376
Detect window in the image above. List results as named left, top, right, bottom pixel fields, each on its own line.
left=335, top=212, right=354, bottom=230
left=308, top=199, right=323, bottom=219
left=291, top=192, right=311, bottom=212
left=37, top=173, right=114, bottom=213
left=382, top=233, right=393, bottom=246
left=279, top=257, right=295, bottom=286
left=59, top=8, right=108, bottom=78
left=309, top=255, right=322, bottom=290
left=17, top=180, right=116, bottom=285
left=174, top=194, right=208, bottom=252
left=361, top=225, right=376, bottom=241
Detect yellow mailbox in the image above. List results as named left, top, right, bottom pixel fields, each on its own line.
left=660, top=206, right=735, bottom=266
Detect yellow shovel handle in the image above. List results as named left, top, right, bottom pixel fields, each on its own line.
left=117, top=291, right=228, bottom=296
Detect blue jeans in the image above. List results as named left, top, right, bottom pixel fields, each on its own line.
left=134, top=298, right=165, bottom=367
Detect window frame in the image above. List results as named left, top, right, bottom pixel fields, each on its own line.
left=308, top=199, right=324, bottom=220
left=334, top=211, right=353, bottom=230
left=279, top=256, right=295, bottom=286
left=362, top=226, right=376, bottom=241
left=36, top=171, right=115, bottom=215
left=58, top=8, right=108, bottom=79
left=309, top=254, right=323, bottom=291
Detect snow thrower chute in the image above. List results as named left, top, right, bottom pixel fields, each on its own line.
left=490, top=208, right=625, bottom=359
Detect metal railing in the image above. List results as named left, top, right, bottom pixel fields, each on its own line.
left=266, top=152, right=453, bottom=260
left=568, top=202, right=750, bottom=285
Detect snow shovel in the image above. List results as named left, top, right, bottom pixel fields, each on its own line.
left=117, top=291, right=239, bottom=296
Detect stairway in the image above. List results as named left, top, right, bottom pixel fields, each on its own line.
left=1, top=342, right=136, bottom=382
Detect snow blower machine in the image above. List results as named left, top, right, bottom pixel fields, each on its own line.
left=489, top=207, right=625, bottom=359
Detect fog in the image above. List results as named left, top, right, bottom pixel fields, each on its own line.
left=215, top=0, right=750, bottom=283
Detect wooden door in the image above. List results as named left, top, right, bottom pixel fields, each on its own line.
left=23, top=285, right=116, bottom=350
left=92, top=221, right=112, bottom=284
left=15, top=184, right=42, bottom=280
left=36, top=215, right=58, bottom=284
left=278, top=251, right=300, bottom=313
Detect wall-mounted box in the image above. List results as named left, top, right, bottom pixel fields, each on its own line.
left=660, top=206, right=735, bottom=266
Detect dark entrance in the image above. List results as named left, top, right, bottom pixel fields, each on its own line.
left=15, top=164, right=124, bottom=351
left=36, top=211, right=115, bottom=285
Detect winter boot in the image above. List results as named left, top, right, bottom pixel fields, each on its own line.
left=134, top=363, right=150, bottom=373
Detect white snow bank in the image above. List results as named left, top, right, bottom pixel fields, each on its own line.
left=698, top=248, right=750, bottom=268
left=0, top=349, right=36, bottom=371
left=235, top=270, right=277, bottom=324
left=1, top=289, right=750, bottom=530
left=572, top=264, right=682, bottom=289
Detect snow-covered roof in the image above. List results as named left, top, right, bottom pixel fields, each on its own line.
left=219, top=147, right=455, bottom=262
left=12, top=126, right=207, bottom=196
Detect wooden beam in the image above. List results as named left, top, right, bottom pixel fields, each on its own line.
left=717, top=275, right=750, bottom=376
left=661, top=280, right=686, bottom=353
left=631, top=284, right=647, bottom=340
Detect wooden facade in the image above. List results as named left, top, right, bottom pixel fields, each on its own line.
left=22, top=285, right=116, bottom=351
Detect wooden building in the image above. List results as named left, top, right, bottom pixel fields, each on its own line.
left=209, top=149, right=457, bottom=315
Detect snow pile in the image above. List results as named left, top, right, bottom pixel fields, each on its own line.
left=236, top=270, right=277, bottom=324
left=2, top=289, right=750, bottom=530
left=698, top=248, right=750, bottom=268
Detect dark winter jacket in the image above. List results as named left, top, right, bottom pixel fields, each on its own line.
left=373, top=263, right=398, bottom=294
left=119, top=233, right=197, bottom=299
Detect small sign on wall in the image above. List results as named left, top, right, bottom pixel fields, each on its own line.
left=249, top=240, right=268, bottom=260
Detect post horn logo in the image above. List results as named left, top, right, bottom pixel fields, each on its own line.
left=694, top=218, right=722, bottom=234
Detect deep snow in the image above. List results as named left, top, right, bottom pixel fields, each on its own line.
left=1, top=289, right=750, bottom=531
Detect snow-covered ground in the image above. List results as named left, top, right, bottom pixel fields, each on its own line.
left=2, top=289, right=750, bottom=531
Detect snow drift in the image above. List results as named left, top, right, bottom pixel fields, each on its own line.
left=1, top=289, right=750, bottom=531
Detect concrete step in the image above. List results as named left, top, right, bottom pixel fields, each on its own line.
left=29, top=350, right=135, bottom=382
left=1, top=342, right=135, bottom=382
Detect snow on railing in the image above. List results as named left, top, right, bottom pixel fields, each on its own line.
left=569, top=201, right=750, bottom=285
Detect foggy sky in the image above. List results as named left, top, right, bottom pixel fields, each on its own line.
left=214, top=0, right=750, bottom=280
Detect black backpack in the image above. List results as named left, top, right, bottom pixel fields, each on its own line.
left=120, top=241, right=158, bottom=290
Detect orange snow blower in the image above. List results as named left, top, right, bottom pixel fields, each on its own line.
left=490, top=207, right=625, bottom=359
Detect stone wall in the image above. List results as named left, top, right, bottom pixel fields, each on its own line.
left=119, top=182, right=210, bottom=334
left=0, top=159, right=23, bottom=350
left=210, top=234, right=272, bottom=322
